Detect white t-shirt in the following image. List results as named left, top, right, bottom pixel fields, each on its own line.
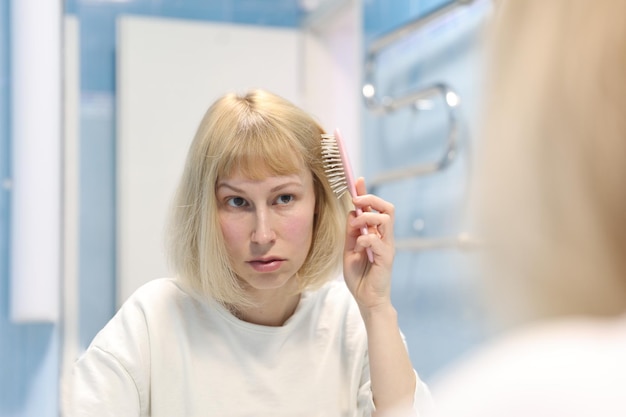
left=64, top=277, right=432, bottom=417
left=429, top=314, right=626, bottom=417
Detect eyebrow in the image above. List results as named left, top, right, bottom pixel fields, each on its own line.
left=216, top=181, right=304, bottom=194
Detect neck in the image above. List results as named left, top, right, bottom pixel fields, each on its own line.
left=234, top=281, right=302, bottom=326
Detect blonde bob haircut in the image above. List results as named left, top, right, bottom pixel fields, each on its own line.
left=167, top=89, right=352, bottom=308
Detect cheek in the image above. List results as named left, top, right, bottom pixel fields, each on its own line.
left=286, top=197, right=317, bottom=245
left=219, top=214, right=246, bottom=251
left=283, top=213, right=315, bottom=245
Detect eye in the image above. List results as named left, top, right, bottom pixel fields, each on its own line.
left=275, top=194, right=294, bottom=205
left=226, top=196, right=248, bottom=207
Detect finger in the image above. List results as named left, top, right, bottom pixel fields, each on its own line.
left=353, top=194, right=395, bottom=219
left=353, top=233, right=395, bottom=265
left=354, top=177, right=367, bottom=197
left=353, top=178, right=375, bottom=218
left=351, top=211, right=394, bottom=243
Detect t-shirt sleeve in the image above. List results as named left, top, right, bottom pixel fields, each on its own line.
left=62, top=294, right=151, bottom=417
left=356, top=348, right=375, bottom=416
left=63, top=346, right=142, bottom=417
left=357, top=368, right=435, bottom=417
left=356, top=331, right=435, bottom=417
left=413, top=370, right=435, bottom=416
left=402, top=328, right=435, bottom=416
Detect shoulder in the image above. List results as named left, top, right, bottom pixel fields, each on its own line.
left=305, top=278, right=365, bottom=336
left=123, top=277, right=188, bottom=304
left=311, top=278, right=359, bottom=313
left=113, top=277, right=198, bottom=319
left=88, top=278, right=193, bottom=349
left=318, top=277, right=355, bottom=301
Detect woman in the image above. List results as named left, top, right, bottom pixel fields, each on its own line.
left=429, top=1, right=626, bottom=416
left=65, top=89, right=432, bottom=416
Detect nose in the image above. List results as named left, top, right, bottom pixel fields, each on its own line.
left=251, top=209, right=276, bottom=245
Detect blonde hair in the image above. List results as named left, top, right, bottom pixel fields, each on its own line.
left=476, top=0, right=626, bottom=325
left=167, top=89, right=351, bottom=308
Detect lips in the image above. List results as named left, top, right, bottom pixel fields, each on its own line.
left=247, top=257, right=285, bottom=272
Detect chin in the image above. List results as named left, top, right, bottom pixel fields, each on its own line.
left=239, top=272, right=298, bottom=293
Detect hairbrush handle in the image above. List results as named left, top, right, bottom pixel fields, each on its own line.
left=334, top=129, right=375, bottom=263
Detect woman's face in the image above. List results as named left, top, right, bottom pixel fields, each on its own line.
left=216, top=166, right=317, bottom=296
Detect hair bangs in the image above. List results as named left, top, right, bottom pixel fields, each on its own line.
left=218, top=125, right=306, bottom=180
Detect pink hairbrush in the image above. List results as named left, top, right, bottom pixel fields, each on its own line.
left=321, top=128, right=374, bottom=263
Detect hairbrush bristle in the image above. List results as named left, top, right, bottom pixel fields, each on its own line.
left=320, top=134, right=348, bottom=198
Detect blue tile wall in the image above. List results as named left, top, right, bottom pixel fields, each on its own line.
left=364, top=0, right=460, bottom=40
left=78, top=93, right=117, bottom=349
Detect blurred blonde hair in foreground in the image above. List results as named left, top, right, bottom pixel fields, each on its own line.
left=477, top=0, right=626, bottom=326
left=428, top=1, right=626, bottom=416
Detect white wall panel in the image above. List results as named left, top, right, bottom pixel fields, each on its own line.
left=10, top=0, right=62, bottom=322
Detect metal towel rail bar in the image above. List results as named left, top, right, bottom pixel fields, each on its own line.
left=368, top=83, right=460, bottom=192
left=394, top=234, right=480, bottom=251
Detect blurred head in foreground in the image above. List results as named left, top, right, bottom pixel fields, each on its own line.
left=476, top=0, right=626, bottom=327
